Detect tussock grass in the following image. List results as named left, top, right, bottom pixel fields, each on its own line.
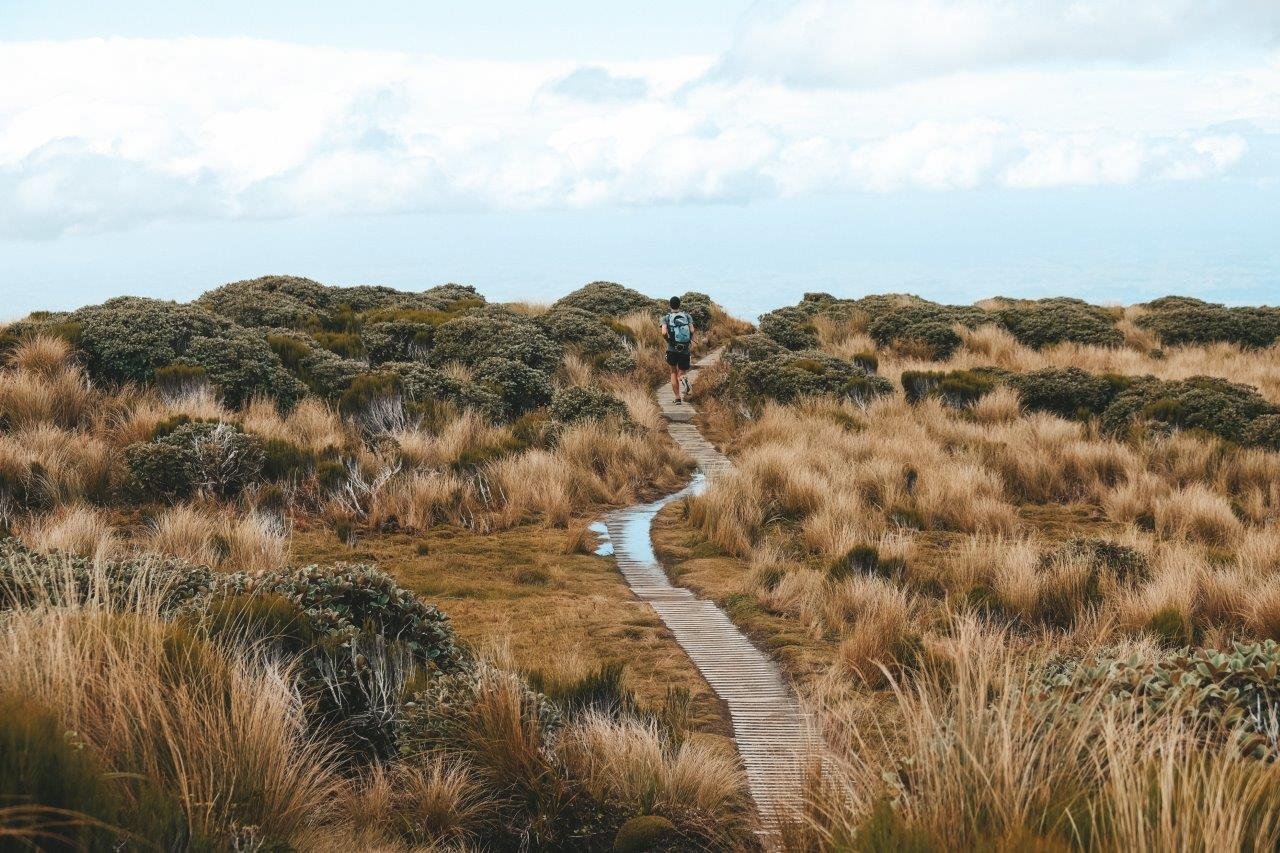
left=16, top=504, right=117, bottom=561
left=793, top=622, right=1280, bottom=851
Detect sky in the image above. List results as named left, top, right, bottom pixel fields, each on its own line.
left=2, top=0, right=1278, bottom=318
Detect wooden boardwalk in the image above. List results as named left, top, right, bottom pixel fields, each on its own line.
left=599, top=353, right=814, bottom=846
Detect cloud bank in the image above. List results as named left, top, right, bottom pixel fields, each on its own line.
left=1, top=4, right=1277, bottom=238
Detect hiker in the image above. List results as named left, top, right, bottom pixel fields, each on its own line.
left=661, top=296, right=695, bottom=404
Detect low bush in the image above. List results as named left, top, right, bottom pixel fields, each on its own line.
left=538, top=306, right=632, bottom=357
left=724, top=333, right=785, bottom=364
left=758, top=306, right=819, bottom=350
left=550, top=386, right=630, bottom=425
left=731, top=352, right=893, bottom=407
left=867, top=302, right=987, bottom=359
left=429, top=312, right=562, bottom=371
left=161, top=422, right=265, bottom=496
left=1007, top=367, right=1125, bottom=418
left=1243, top=414, right=1280, bottom=451
left=473, top=357, right=554, bottom=418
left=901, top=369, right=1003, bottom=407
left=1039, top=640, right=1280, bottom=758
left=1137, top=304, right=1280, bottom=348
left=211, top=563, right=462, bottom=759
left=995, top=298, right=1123, bottom=349
left=0, top=540, right=215, bottom=614
left=124, top=441, right=200, bottom=503
left=1100, top=375, right=1276, bottom=443
left=552, top=281, right=658, bottom=317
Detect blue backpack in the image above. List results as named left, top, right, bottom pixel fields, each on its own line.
left=666, top=311, right=692, bottom=347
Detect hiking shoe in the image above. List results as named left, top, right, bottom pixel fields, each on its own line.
left=674, top=398, right=683, bottom=405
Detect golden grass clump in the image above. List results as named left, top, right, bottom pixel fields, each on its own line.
left=0, top=607, right=342, bottom=846
left=16, top=504, right=117, bottom=561
left=795, top=621, right=1280, bottom=851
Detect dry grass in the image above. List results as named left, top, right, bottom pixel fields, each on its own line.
left=0, top=605, right=342, bottom=846
left=340, top=758, right=486, bottom=848
left=556, top=712, right=747, bottom=817
left=794, top=621, right=1280, bottom=851
left=241, top=396, right=347, bottom=453
left=0, top=364, right=95, bottom=430
left=16, top=504, right=117, bottom=561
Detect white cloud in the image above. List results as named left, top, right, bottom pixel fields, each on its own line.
left=717, top=0, right=1280, bottom=88
left=0, top=33, right=1274, bottom=238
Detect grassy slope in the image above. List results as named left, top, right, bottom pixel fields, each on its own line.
left=293, top=520, right=734, bottom=739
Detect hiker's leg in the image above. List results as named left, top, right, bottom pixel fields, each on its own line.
left=670, top=365, right=681, bottom=397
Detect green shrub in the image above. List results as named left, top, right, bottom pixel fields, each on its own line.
left=178, top=329, right=306, bottom=408
left=195, top=275, right=328, bottom=328
left=900, top=369, right=1002, bottom=407
left=72, top=296, right=224, bottom=384
left=1043, top=537, right=1150, bottom=585
left=259, top=439, right=320, bottom=481
left=362, top=320, right=436, bottom=364
left=552, top=281, right=658, bottom=317
left=724, top=332, right=785, bottom=364
left=429, top=312, right=562, bottom=371
left=996, top=298, right=1122, bottom=349
left=758, top=306, right=819, bottom=350
left=1100, top=375, right=1276, bottom=443
left=1007, top=367, right=1122, bottom=418
left=538, top=306, right=631, bottom=357
left=0, top=539, right=215, bottom=614
left=1037, top=640, right=1280, bottom=758
left=1243, top=414, right=1280, bottom=451
left=212, top=563, right=462, bottom=758
left=0, top=693, right=123, bottom=851
left=160, top=422, right=264, bottom=497
left=549, top=386, right=629, bottom=425
left=829, top=544, right=903, bottom=582
left=473, top=357, right=554, bottom=418
left=867, top=302, right=987, bottom=359
left=613, top=815, right=677, bottom=852
left=384, top=362, right=504, bottom=421
left=731, top=352, right=893, bottom=407
left=125, top=441, right=200, bottom=503
left=1137, top=304, right=1280, bottom=348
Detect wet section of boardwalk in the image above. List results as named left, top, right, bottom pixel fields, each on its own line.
left=597, top=354, right=814, bottom=845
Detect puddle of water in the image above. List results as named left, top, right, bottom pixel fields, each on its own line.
left=613, top=473, right=707, bottom=565
left=588, top=521, right=613, bottom=556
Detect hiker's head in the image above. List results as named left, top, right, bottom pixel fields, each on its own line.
left=669, top=296, right=681, bottom=309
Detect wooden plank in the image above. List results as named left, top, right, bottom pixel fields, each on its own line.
left=597, top=352, right=819, bottom=849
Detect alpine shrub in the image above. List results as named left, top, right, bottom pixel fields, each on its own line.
left=552, top=281, right=658, bottom=317
left=1244, top=414, right=1280, bottom=451
left=996, top=298, right=1123, bottom=349
left=901, top=369, right=1004, bottom=407
left=758, top=306, right=819, bottom=350
left=212, top=563, right=461, bottom=757
left=549, top=386, right=629, bottom=425
left=473, top=357, right=554, bottom=418
left=1100, top=376, right=1276, bottom=443
left=731, top=352, right=893, bottom=407
left=159, top=422, right=264, bottom=497
left=1037, top=641, right=1280, bottom=759
left=1007, top=367, right=1123, bottom=418
left=125, top=441, right=200, bottom=503
left=429, top=312, right=562, bottom=371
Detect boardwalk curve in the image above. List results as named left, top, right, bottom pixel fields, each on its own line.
left=598, top=353, right=814, bottom=845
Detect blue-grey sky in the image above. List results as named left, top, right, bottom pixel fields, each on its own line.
left=2, top=1, right=1278, bottom=317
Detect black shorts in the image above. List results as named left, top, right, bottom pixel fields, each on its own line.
left=665, top=348, right=691, bottom=371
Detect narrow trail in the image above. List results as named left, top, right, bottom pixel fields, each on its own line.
left=597, top=352, right=815, bottom=846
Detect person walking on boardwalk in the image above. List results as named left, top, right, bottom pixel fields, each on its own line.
left=661, top=296, right=695, bottom=404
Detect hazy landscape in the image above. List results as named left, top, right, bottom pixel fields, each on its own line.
left=0, top=277, right=1277, bottom=850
